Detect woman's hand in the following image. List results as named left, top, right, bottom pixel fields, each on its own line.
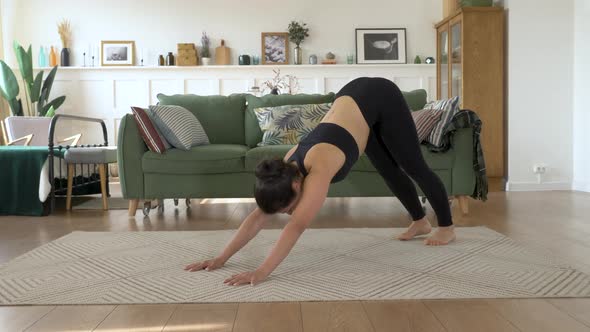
left=184, top=257, right=226, bottom=272
left=223, top=270, right=268, bottom=286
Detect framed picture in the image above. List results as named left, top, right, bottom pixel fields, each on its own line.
left=355, top=28, right=407, bottom=64
left=261, top=32, right=289, bottom=65
left=101, top=40, right=135, bottom=66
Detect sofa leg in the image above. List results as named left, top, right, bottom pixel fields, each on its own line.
left=457, top=196, right=469, bottom=215
left=128, top=199, right=139, bottom=216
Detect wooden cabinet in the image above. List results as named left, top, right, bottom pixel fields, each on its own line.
left=436, top=7, right=505, bottom=189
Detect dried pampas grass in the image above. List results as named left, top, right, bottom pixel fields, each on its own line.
left=57, top=19, right=71, bottom=48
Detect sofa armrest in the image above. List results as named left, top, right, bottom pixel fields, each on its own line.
left=451, top=128, right=476, bottom=196
left=117, top=114, right=147, bottom=199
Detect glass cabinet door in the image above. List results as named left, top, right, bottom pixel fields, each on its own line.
left=438, top=26, right=449, bottom=99
left=450, top=18, right=462, bottom=101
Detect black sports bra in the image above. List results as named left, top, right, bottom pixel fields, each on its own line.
left=287, top=123, right=359, bottom=183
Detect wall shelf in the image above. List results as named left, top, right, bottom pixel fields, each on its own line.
left=31, top=64, right=435, bottom=71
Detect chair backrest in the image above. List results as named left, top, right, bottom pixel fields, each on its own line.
left=3, top=116, right=52, bottom=146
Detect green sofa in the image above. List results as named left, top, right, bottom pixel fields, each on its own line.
left=118, top=91, right=475, bottom=216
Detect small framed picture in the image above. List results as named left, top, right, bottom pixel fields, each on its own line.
left=261, top=32, right=289, bottom=65
left=355, top=28, right=407, bottom=64
left=101, top=40, right=135, bottom=66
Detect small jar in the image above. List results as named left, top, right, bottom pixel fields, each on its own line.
left=158, top=55, right=165, bottom=66
left=166, top=52, right=175, bottom=66
left=239, top=55, right=251, bottom=65
left=309, top=54, right=318, bottom=65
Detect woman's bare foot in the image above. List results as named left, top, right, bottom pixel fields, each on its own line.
left=424, top=225, right=456, bottom=246
left=397, top=218, right=432, bottom=240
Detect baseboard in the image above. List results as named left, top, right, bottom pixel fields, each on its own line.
left=506, top=181, right=572, bottom=191
left=572, top=181, right=590, bottom=193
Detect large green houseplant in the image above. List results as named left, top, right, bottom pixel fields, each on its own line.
left=0, top=41, right=66, bottom=117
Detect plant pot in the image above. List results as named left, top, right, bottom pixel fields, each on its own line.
left=201, top=57, right=211, bottom=66
left=294, top=46, right=302, bottom=65
left=60, top=48, right=70, bottom=66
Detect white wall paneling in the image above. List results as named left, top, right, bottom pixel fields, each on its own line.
left=149, top=80, right=184, bottom=104
left=220, top=79, right=250, bottom=96
left=185, top=79, right=218, bottom=96
left=35, top=64, right=435, bottom=145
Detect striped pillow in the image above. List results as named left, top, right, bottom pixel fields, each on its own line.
left=131, top=106, right=168, bottom=154
left=148, top=105, right=209, bottom=150
left=424, top=96, right=460, bottom=147
left=411, top=109, right=443, bottom=142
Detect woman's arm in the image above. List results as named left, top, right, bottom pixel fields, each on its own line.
left=186, top=207, right=270, bottom=272
left=218, top=207, right=271, bottom=263
left=256, top=171, right=331, bottom=277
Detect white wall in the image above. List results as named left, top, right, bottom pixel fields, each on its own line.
left=573, top=0, right=590, bottom=192
left=1, top=0, right=441, bottom=67
left=504, top=0, right=575, bottom=190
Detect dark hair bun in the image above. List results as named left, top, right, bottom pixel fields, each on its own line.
left=254, top=158, right=301, bottom=214
left=255, top=158, right=298, bottom=180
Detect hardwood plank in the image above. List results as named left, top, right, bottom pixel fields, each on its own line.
left=425, top=300, right=519, bottom=332
left=0, top=306, right=54, bottom=331
left=163, top=304, right=237, bottom=332
left=233, top=302, right=302, bottom=332
left=93, top=305, right=176, bottom=332
left=487, top=299, right=590, bottom=332
left=301, top=301, right=374, bottom=332
left=549, top=299, right=590, bottom=327
left=362, top=300, right=445, bottom=332
left=26, top=305, right=114, bottom=332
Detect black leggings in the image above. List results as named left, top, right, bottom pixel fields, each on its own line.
left=336, top=78, right=453, bottom=227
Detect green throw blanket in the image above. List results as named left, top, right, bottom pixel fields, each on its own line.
left=426, top=110, right=488, bottom=201
left=0, top=146, right=49, bottom=216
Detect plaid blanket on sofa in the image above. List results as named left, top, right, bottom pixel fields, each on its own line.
left=426, top=109, right=488, bottom=201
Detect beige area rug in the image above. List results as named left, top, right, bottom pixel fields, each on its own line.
left=1, top=227, right=589, bottom=305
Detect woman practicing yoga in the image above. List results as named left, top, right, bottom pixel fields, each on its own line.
left=185, top=77, right=456, bottom=286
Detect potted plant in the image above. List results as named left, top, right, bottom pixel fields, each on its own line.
left=0, top=41, right=66, bottom=117
left=288, top=21, right=309, bottom=65
left=200, top=31, right=211, bottom=66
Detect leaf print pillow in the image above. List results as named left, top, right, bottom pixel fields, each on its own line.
left=254, top=103, right=332, bottom=146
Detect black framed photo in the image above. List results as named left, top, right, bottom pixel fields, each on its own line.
left=355, top=28, right=407, bottom=64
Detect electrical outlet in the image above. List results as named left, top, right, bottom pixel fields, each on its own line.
left=533, top=164, right=547, bottom=174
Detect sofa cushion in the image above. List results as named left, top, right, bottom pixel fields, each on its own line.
left=244, top=93, right=336, bottom=148
left=411, top=108, right=443, bottom=142
left=157, top=94, right=247, bottom=145
left=245, top=145, right=293, bottom=170
left=143, top=144, right=249, bottom=175
left=403, top=89, right=428, bottom=111
left=246, top=144, right=454, bottom=173
left=424, top=96, right=460, bottom=147
left=254, top=103, right=332, bottom=146
left=130, top=106, right=169, bottom=153
left=148, top=105, right=210, bottom=150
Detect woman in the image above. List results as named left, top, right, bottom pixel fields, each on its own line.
left=185, top=77, right=456, bottom=286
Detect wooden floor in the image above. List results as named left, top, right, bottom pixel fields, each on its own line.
left=1, top=191, right=589, bottom=331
